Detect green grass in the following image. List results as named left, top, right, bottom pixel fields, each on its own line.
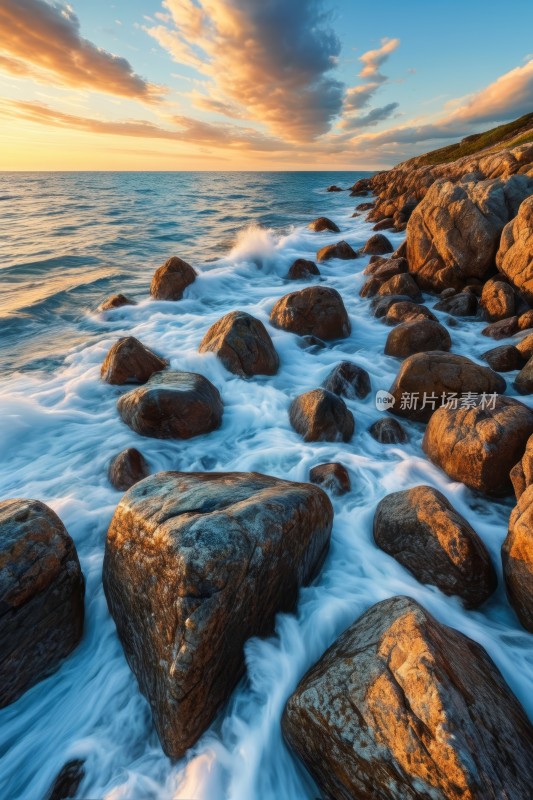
left=415, top=113, right=533, bottom=166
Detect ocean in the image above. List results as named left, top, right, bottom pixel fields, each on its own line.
left=0, top=171, right=531, bottom=799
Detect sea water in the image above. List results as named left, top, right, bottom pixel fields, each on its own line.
left=0, top=171, right=532, bottom=799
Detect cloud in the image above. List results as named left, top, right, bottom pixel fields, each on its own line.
left=0, top=0, right=163, bottom=101
left=343, top=82, right=381, bottom=111
left=341, top=102, right=399, bottom=130
left=146, top=0, right=344, bottom=141
left=340, top=37, right=400, bottom=130
left=449, top=58, right=533, bottom=125
left=358, top=37, right=400, bottom=83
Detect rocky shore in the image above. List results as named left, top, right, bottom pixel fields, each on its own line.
left=2, top=118, right=533, bottom=799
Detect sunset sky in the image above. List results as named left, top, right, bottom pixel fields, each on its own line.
left=1, top=0, right=533, bottom=171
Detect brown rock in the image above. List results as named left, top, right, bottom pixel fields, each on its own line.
left=326, top=185, right=343, bottom=192
left=363, top=257, right=408, bottom=277
left=384, top=301, right=437, bottom=325
left=385, top=318, right=451, bottom=358
left=45, top=759, right=85, bottom=800
left=308, top=216, right=340, bottom=233
left=199, top=311, right=279, bottom=377
left=359, top=276, right=384, bottom=298
left=371, top=294, right=420, bottom=318
left=482, top=316, right=519, bottom=339
left=509, top=433, right=533, bottom=500
left=515, top=355, right=533, bottom=393
left=100, top=337, right=167, bottom=385
left=373, top=217, right=395, bottom=231
left=481, top=344, right=523, bottom=372
left=0, top=499, right=84, bottom=708
left=516, top=331, right=533, bottom=360
left=423, top=396, right=533, bottom=495
left=361, top=233, right=394, bottom=255
left=117, top=371, right=223, bottom=440
left=150, top=256, right=197, bottom=301
left=496, top=195, right=533, bottom=302
left=502, top=484, right=533, bottom=631
left=282, top=595, right=533, bottom=800
left=108, top=448, right=149, bottom=491
left=480, top=280, right=516, bottom=321
left=309, top=463, right=351, bottom=495
left=104, top=471, right=333, bottom=758
left=518, top=309, right=533, bottom=330
left=377, top=273, right=421, bottom=300
left=322, top=361, right=371, bottom=399
left=316, top=240, right=358, bottom=262
left=374, top=487, right=496, bottom=607
left=389, top=351, right=505, bottom=422
left=289, top=389, right=354, bottom=442
left=369, top=417, right=408, bottom=444
left=286, top=259, right=320, bottom=280
left=270, top=287, right=350, bottom=340
left=434, top=292, right=478, bottom=316
left=98, top=294, right=136, bottom=312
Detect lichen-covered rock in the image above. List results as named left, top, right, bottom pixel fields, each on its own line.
left=496, top=195, right=533, bottom=302
left=385, top=318, right=451, bottom=358
left=103, top=471, right=333, bottom=758
left=374, top=487, right=496, bottom=607
left=308, top=216, right=340, bottom=233
left=309, top=462, right=351, bottom=495
left=270, top=287, right=350, bottom=340
left=283, top=595, right=533, bottom=800
left=322, top=361, right=371, bottom=399
left=316, top=240, right=358, bottom=262
left=502, top=484, right=533, bottom=631
left=100, top=337, right=167, bottom=385
left=286, top=259, right=320, bottom=280
left=0, top=499, right=84, bottom=708
left=199, top=311, right=279, bottom=377
left=108, top=448, right=149, bottom=491
left=423, top=396, right=533, bottom=495
left=289, top=389, right=354, bottom=442
left=117, top=371, right=223, bottom=439
left=369, top=416, right=408, bottom=444
left=150, top=256, right=197, bottom=301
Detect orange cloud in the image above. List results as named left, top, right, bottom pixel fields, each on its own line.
left=358, top=38, right=400, bottom=83
left=0, top=0, right=163, bottom=102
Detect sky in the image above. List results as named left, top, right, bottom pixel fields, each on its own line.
left=1, top=0, right=532, bottom=170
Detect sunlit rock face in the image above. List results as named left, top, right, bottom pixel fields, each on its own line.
left=283, top=596, right=533, bottom=800
left=103, top=471, right=333, bottom=759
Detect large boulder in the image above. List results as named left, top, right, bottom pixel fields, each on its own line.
left=283, top=595, right=533, bottom=800
left=150, top=256, right=197, bottom=301
left=103, top=471, right=333, bottom=758
left=322, top=361, right=371, bottom=399
left=308, top=216, right=339, bottom=233
left=108, top=447, right=149, bottom=491
left=316, top=241, right=358, bottom=262
left=385, top=318, right=451, bottom=358
left=423, top=396, right=533, bottom=495
left=406, top=175, right=533, bottom=291
left=480, top=279, right=516, bottom=322
left=480, top=344, right=523, bottom=372
left=100, top=337, right=167, bottom=385
left=270, top=287, right=350, bottom=340
left=199, top=311, right=279, bottom=377
left=388, top=351, right=505, bottom=422
left=510, top=433, right=533, bottom=500
left=514, top=355, right=533, bottom=394
left=289, top=389, right=354, bottom=442
left=481, top=316, right=519, bottom=339
left=516, top=331, right=533, bottom=360
left=374, top=487, right=496, bottom=607
left=117, top=371, right=223, bottom=439
left=496, top=195, right=533, bottom=302
left=0, top=499, right=84, bottom=708
left=361, top=233, right=394, bottom=256
left=502, top=484, right=533, bottom=631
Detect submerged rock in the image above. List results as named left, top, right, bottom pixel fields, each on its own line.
left=385, top=318, right=451, bottom=358
left=374, top=487, right=496, bottom=607
left=0, top=499, right=84, bottom=708
left=322, top=361, right=371, bottom=399
left=283, top=595, right=533, bottom=800
left=286, top=259, right=320, bottom=280
left=100, top=336, right=167, bottom=385
left=502, top=484, right=533, bottom=631
left=309, top=462, right=351, bottom=496
left=98, top=294, right=136, bottom=312
left=361, top=233, right=394, bottom=255
left=199, top=311, right=279, bottom=377
left=117, top=371, right=223, bottom=439
left=270, top=286, right=350, bottom=340
left=369, top=416, right=408, bottom=444
left=289, top=389, right=354, bottom=442
left=45, top=759, right=85, bottom=800
left=150, top=256, right=197, bottom=301
left=103, top=471, right=333, bottom=759
left=308, top=216, right=340, bottom=233
left=108, top=448, right=149, bottom=491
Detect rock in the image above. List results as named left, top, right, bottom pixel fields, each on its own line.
left=326, top=185, right=343, bottom=192
left=282, top=595, right=533, bottom=800
left=406, top=175, right=533, bottom=291
left=103, top=471, right=333, bottom=759
left=371, top=294, right=420, bottom=318
left=481, top=344, right=523, bottom=372
left=361, top=233, right=394, bottom=256
left=481, top=316, right=519, bottom=339
left=369, top=417, right=408, bottom=444
left=350, top=177, right=373, bottom=194
left=286, top=259, right=320, bottom=280
left=322, top=361, right=371, bottom=399
left=289, top=389, right=354, bottom=442
left=373, top=217, right=395, bottom=231
left=316, top=240, right=358, bottom=262
left=356, top=202, right=375, bottom=211
left=502, top=484, right=533, bottom=631
left=496, top=195, right=533, bottom=302
left=309, top=463, right=351, bottom=496
left=384, top=301, right=437, bottom=325
left=150, top=256, right=197, bottom=301
left=108, top=448, right=149, bottom=491
left=297, top=335, right=326, bottom=352
left=377, top=273, right=421, bottom=300
left=364, top=257, right=408, bottom=278
left=117, top=371, right=223, bottom=440
left=0, top=499, right=84, bottom=708
left=308, top=216, right=340, bottom=233
left=423, top=396, right=533, bottom=495
left=389, top=351, right=505, bottom=422
left=514, top=356, right=533, bottom=394
left=374, top=487, right=496, bottom=607
left=518, top=309, right=533, bottom=331
left=434, top=292, right=478, bottom=316
left=509, top=434, right=533, bottom=500
left=270, top=287, right=350, bottom=340
left=199, top=311, right=279, bottom=377
left=480, top=280, right=516, bottom=321
left=100, top=337, right=167, bottom=385
left=98, top=294, right=136, bottom=312
left=385, top=318, right=451, bottom=358
left=45, top=759, right=85, bottom=800
left=359, top=276, right=384, bottom=298
left=516, top=331, right=533, bottom=360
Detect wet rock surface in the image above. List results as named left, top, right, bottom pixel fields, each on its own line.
left=270, top=286, right=351, bottom=340
left=150, top=256, right=197, bottom=301
left=100, top=336, right=167, bottom=385
left=199, top=311, right=279, bottom=377
left=322, top=360, right=371, bottom=399
left=309, top=462, right=351, bottom=495
left=108, top=447, right=149, bottom=491
left=289, top=389, right=354, bottom=442
left=502, top=484, right=533, bottom=631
